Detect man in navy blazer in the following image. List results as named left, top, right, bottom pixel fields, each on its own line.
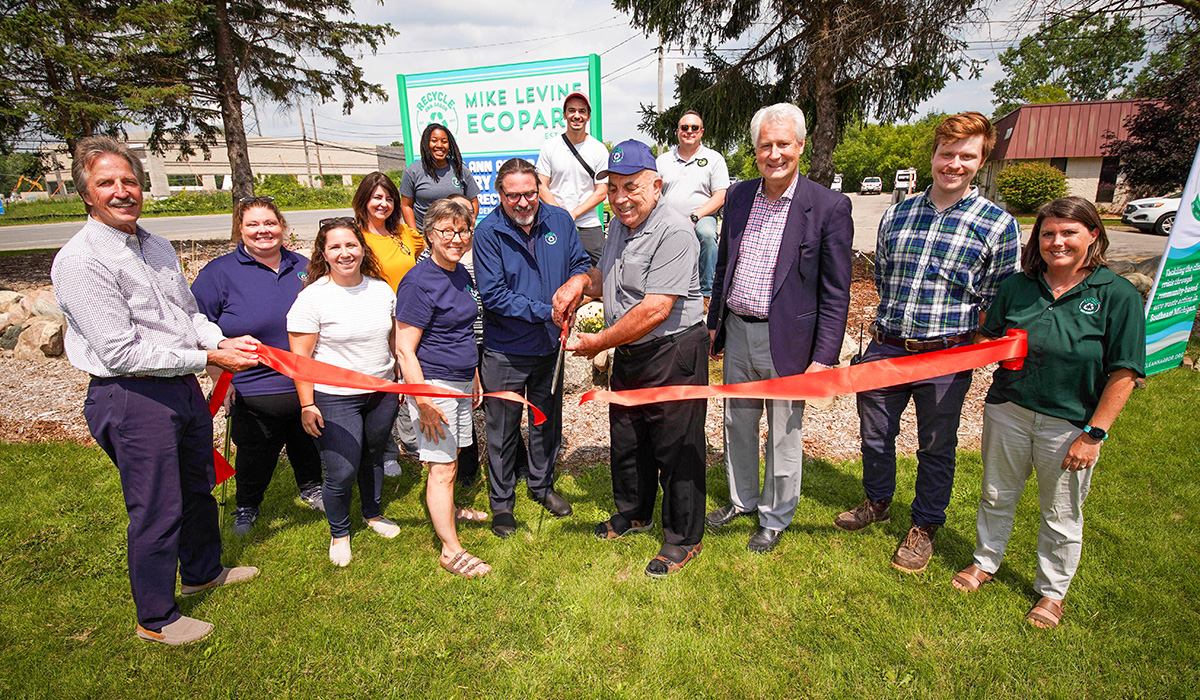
left=705, top=103, right=854, bottom=552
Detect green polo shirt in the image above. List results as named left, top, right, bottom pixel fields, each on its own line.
left=980, top=265, right=1146, bottom=427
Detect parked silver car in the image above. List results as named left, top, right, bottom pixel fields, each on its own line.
left=860, top=176, right=882, bottom=195
left=1122, top=192, right=1181, bottom=236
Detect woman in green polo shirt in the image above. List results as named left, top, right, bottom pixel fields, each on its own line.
left=951, top=197, right=1145, bottom=630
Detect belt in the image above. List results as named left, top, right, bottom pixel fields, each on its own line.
left=616, top=323, right=705, bottom=356
left=872, top=327, right=972, bottom=352
left=733, top=313, right=768, bottom=324
left=89, top=374, right=192, bottom=383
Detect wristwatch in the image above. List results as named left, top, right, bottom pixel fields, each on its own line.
left=1082, top=425, right=1108, bottom=441
left=690, top=213, right=699, bottom=223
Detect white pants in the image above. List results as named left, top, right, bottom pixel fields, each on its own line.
left=975, top=401, right=1093, bottom=599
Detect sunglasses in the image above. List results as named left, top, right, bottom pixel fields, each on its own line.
left=239, top=196, right=275, bottom=205
left=678, top=124, right=702, bottom=133
left=318, top=216, right=357, bottom=228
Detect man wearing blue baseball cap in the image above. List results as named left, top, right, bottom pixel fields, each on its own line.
left=552, top=139, right=708, bottom=578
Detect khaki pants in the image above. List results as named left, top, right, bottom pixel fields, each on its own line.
left=974, top=401, right=1093, bottom=599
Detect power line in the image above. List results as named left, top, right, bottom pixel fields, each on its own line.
left=380, top=18, right=625, bottom=55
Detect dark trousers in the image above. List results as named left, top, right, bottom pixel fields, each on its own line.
left=83, top=375, right=223, bottom=631
left=856, top=339, right=974, bottom=527
left=610, top=324, right=708, bottom=547
left=231, top=391, right=322, bottom=509
left=577, top=225, right=606, bottom=267
left=313, top=391, right=399, bottom=538
left=482, top=350, right=562, bottom=512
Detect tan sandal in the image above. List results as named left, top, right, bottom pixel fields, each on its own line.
left=951, top=564, right=994, bottom=592
left=439, top=550, right=491, bottom=579
left=1026, top=597, right=1064, bottom=629
left=454, top=508, right=488, bottom=523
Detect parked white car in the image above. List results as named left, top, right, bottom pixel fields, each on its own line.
left=831, top=174, right=843, bottom=192
left=860, top=176, right=882, bottom=194
left=1122, top=193, right=1181, bottom=236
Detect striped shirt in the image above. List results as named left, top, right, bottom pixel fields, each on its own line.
left=51, top=217, right=225, bottom=377
left=874, top=186, right=1019, bottom=338
left=726, top=175, right=799, bottom=318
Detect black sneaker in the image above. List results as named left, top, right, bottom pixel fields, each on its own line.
left=231, top=507, right=258, bottom=536
left=298, top=486, right=325, bottom=512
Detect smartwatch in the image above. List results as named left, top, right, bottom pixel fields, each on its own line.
left=690, top=213, right=700, bottom=223
left=1082, top=425, right=1108, bottom=441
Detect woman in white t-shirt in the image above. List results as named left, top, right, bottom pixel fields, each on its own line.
left=287, top=217, right=400, bottom=567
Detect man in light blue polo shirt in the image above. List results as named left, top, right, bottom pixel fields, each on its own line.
left=657, top=110, right=730, bottom=307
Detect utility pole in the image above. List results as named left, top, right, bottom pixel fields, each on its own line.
left=311, top=108, right=325, bottom=182
left=657, top=41, right=664, bottom=152
left=298, top=103, right=314, bottom=187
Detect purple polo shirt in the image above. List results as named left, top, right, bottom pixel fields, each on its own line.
left=191, top=243, right=311, bottom=395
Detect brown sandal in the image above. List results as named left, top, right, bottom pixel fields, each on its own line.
left=455, top=508, right=488, bottom=523
left=1026, top=597, right=1064, bottom=629
left=439, top=550, right=491, bottom=579
left=645, top=542, right=704, bottom=578
left=592, top=514, right=654, bottom=540
left=951, top=564, right=994, bottom=592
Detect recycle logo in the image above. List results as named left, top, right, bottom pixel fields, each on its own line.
left=545, top=233, right=557, bottom=245
left=415, top=91, right=460, bottom=135
left=697, top=158, right=708, bottom=167
left=612, top=149, right=624, bottom=163
left=1079, top=297, right=1100, bottom=315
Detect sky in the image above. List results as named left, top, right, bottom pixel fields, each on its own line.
left=250, top=0, right=1045, bottom=150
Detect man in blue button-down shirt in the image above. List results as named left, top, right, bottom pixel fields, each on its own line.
left=473, top=157, right=592, bottom=538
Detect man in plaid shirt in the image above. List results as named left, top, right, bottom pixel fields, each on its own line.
left=834, top=112, right=1019, bottom=573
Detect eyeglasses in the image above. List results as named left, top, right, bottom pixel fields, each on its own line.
left=678, top=124, right=702, bottom=133
left=318, top=216, right=356, bottom=228
left=502, top=190, right=539, bottom=204
left=239, top=196, right=275, bottom=205
left=430, top=227, right=472, bottom=241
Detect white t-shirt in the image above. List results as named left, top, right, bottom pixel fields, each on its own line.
left=656, top=144, right=731, bottom=219
left=286, top=276, right=396, bottom=395
left=536, top=134, right=608, bottom=228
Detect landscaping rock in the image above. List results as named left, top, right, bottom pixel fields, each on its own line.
left=0, top=290, right=22, bottom=308
left=0, top=312, right=8, bottom=334
left=593, top=348, right=610, bottom=374
left=1107, top=259, right=1136, bottom=276
left=1134, top=255, right=1162, bottom=279
left=2, top=301, right=29, bottom=326
left=562, top=351, right=593, bottom=393
left=0, top=323, right=22, bottom=350
left=1121, top=272, right=1154, bottom=300
left=13, top=319, right=64, bottom=360
left=1182, top=357, right=1194, bottom=370
left=29, top=294, right=64, bottom=322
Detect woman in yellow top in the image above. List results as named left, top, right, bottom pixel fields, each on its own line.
left=353, top=171, right=424, bottom=473
left=353, top=171, right=424, bottom=292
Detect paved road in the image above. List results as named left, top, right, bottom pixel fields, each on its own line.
left=0, top=208, right=352, bottom=251
left=0, top=198, right=1170, bottom=260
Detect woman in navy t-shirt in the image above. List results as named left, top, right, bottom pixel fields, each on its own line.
left=192, top=197, right=323, bottom=536
left=395, top=198, right=490, bottom=579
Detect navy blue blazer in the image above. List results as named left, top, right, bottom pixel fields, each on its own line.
left=706, top=174, right=854, bottom=376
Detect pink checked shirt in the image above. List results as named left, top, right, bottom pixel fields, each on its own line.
left=725, top=174, right=799, bottom=318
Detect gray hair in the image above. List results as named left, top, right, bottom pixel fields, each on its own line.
left=750, top=103, right=807, bottom=147
left=71, top=136, right=145, bottom=209
left=422, top=198, right=474, bottom=238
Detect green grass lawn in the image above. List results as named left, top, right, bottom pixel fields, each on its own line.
left=1, top=365, right=1198, bottom=699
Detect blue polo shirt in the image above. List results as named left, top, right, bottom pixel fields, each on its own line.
left=192, top=244, right=310, bottom=395
left=473, top=202, right=592, bottom=356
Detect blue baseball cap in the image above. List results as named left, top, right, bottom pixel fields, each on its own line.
left=596, top=139, right=657, bottom=179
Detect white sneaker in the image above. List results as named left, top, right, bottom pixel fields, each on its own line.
left=383, top=460, right=403, bottom=477
left=364, top=516, right=400, bottom=539
left=329, top=538, right=352, bottom=567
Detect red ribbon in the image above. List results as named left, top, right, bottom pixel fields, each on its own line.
left=253, top=344, right=547, bottom=424
left=207, top=371, right=236, bottom=485
left=580, top=329, right=1028, bottom=407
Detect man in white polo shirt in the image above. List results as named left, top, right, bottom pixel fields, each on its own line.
left=536, top=92, right=609, bottom=265
left=656, top=110, right=731, bottom=307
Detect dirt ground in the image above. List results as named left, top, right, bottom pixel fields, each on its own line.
left=0, top=242, right=1006, bottom=468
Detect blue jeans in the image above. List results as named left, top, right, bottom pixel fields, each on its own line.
left=856, top=340, right=973, bottom=528
left=695, top=216, right=719, bottom=298
left=313, top=391, right=399, bottom=538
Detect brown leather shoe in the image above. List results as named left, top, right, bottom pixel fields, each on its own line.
left=892, top=525, right=938, bottom=573
left=833, top=498, right=891, bottom=532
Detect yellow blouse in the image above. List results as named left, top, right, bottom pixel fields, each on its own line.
left=363, top=225, right=425, bottom=292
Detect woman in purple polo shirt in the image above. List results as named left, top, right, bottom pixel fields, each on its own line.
left=192, top=197, right=324, bottom=536
left=395, top=198, right=490, bottom=578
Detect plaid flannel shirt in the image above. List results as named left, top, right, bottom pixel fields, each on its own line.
left=874, top=186, right=1019, bottom=338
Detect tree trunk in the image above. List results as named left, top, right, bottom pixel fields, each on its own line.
left=807, top=62, right=838, bottom=189
left=213, top=0, right=254, bottom=199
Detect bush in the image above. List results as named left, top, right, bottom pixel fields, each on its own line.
left=143, top=191, right=232, bottom=215
left=995, top=162, right=1068, bottom=213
